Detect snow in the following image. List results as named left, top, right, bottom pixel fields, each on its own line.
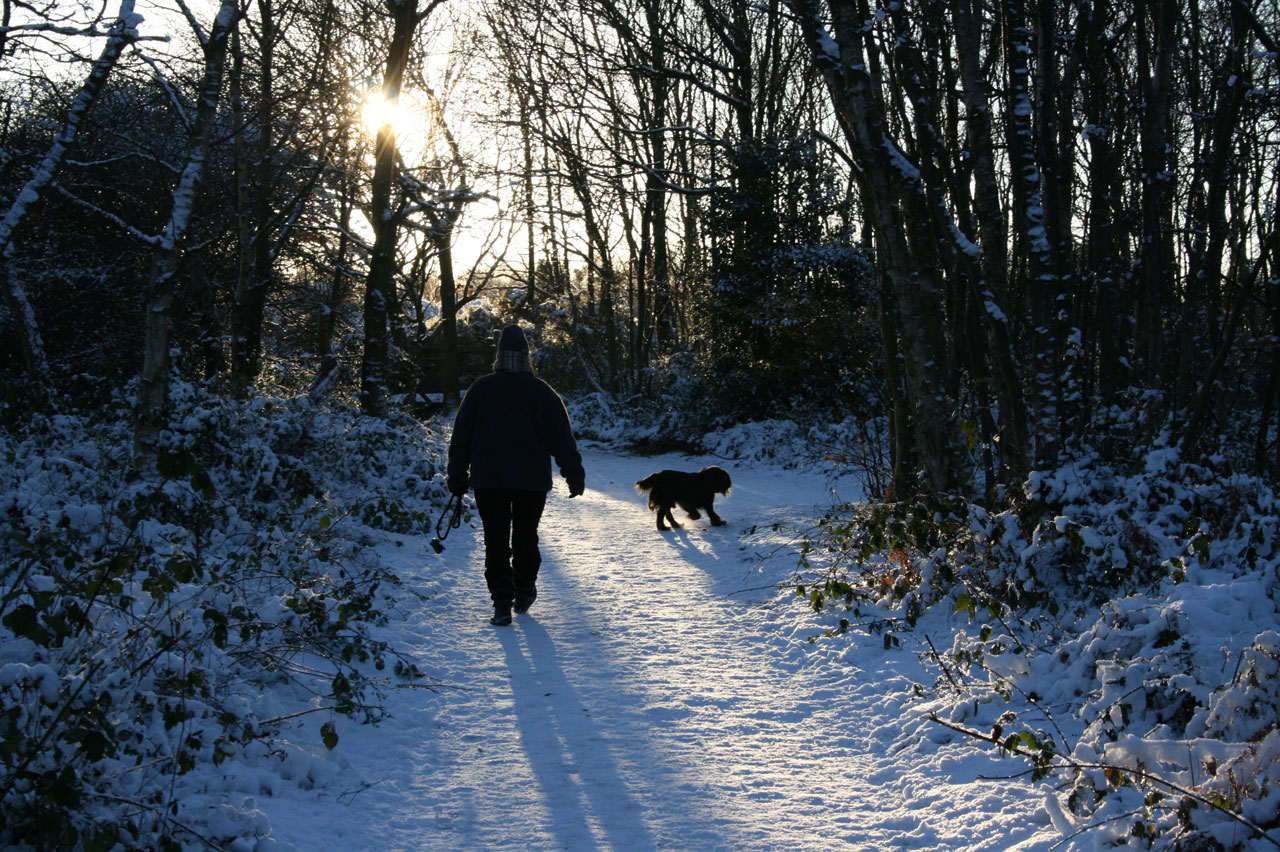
left=3, top=390, right=1278, bottom=852
left=882, top=133, right=922, bottom=182
left=252, top=445, right=1061, bottom=852
left=983, top=294, right=1009, bottom=323
left=815, top=23, right=841, bottom=62
left=948, top=220, right=981, bottom=258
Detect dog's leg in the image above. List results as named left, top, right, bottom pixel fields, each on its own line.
left=707, top=507, right=726, bottom=526
left=684, top=507, right=701, bottom=521
left=661, top=507, right=681, bottom=530
left=655, top=505, right=674, bottom=530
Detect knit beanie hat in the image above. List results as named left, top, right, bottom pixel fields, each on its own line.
left=497, top=324, right=529, bottom=352
left=494, top=325, right=533, bottom=373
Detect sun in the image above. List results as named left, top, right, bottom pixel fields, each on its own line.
left=361, top=92, right=403, bottom=135
left=359, top=91, right=439, bottom=158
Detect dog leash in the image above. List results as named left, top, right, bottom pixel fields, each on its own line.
left=430, top=492, right=463, bottom=553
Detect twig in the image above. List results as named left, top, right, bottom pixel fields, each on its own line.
left=924, top=633, right=963, bottom=692
left=1046, top=809, right=1152, bottom=852
left=927, top=713, right=1280, bottom=850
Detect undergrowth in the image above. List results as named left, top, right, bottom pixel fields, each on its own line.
left=1, top=381, right=451, bottom=851
left=800, top=442, right=1280, bottom=851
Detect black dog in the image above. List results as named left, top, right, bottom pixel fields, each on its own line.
left=635, top=466, right=732, bottom=531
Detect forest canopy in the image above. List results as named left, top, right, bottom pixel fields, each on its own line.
left=1, top=0, right=1278, bottom=498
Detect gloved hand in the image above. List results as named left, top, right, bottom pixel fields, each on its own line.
left=447, top=474, right=468, bottom=496
left=567, top=479, right=585, bottom=498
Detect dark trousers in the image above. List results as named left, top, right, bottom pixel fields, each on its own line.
left=474, top=488, right=547, bottom=608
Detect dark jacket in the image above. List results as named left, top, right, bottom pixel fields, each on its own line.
left=447, top=371, right=585, bottom=493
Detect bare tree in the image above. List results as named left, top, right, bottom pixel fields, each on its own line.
left=223, top=0, right=353, bottom=398
left=407, top=70, right=486, bottom=407
left=787, top=0, right=973, bottom=494
left=0, top=0, right=140, bottom=403
left=358, top=0, right=448, bottom=417
left=135, top=0, right=243, bottom=452
left=784, top=0, right=1280, bottom=493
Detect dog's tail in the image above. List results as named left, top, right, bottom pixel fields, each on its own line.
left=634, top=473, right=657, bottom=495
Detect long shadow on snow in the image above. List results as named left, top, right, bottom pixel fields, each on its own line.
left=655, top=523, right=765, bottom=601
left=497, top=619, right=659, bottom=852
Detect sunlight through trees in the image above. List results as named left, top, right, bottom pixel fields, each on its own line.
left=1, top=0, right=1278, bottom=489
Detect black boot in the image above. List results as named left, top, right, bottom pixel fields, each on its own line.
left=490, top=605, right=513, bottom=626
left=513, top=590, right=537, bottom=614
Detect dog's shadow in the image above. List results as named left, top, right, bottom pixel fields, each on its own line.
left=655, top=520, right=752, bottom=597
left=662, top=526, right=696, bottom=552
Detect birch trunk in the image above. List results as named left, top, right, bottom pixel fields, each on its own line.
left=135, top=0, right=241, bottom=453
left=0, top=0, right=139, bottom=401
left=999, top=0, right=1062, bottom=465
left=790, top=0, right=968, bottom=495
left=951, top=0, right=1030, bottom=478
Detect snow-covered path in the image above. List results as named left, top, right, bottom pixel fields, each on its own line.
left=260, top=446, right=1060, bottom=852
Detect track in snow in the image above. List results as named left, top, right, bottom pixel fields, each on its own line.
left=260, top=445, right=1058, bottom=852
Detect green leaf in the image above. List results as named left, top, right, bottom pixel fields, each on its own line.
left=321, top=721, right=339, bottom=750
left=157, top=448, right=196, bottom=478
left=3, top=604, right=50, bottom=645
left=84, top=829, right=112, bottom=852
left=49, top=764, right=82, bottom=807
left=191, top=468, right=216, bottom=499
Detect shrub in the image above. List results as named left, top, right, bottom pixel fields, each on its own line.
left=0, top=382, right=449, bottom=850
left=799, top=442, right=1280, bottom=850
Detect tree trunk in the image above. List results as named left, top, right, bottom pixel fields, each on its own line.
left=359, top=0, right=421, bottom=418
left=1078, top=0, right=1126, bottom=406
left=791, top=0, right=968, bottom=495
left=229, top=0, right=277, bottom=398
left=999, top=0, right=1062, bottom=465
left=1178, top=0, right=1247, bottom=413
left=135, top=0, right=240, bottom=453
left=644, top=0, right=675, bottom=350
left=1135, top=0, right=1177, bottom=388
left=951, top=0, right=1030, bottom=478
left=0, top=0, right=138, bottom=402
left=520, top=87, right=537, bottom=297
left=435, top=232, right=460, bottom=407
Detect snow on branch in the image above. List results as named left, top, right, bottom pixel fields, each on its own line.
left=0, top=0, right=140, bottom=254
left=132, top=50, right=193, bottom=133
left=616, top=158, right=713, bottom=196
left=50, top=184, right=162, bottom=246
left=944, top=208, right=981, bottom=259
left=0, top=0, right=140, bottom=392
left=0, top=20, right=131, bottom=38
left=656, top=64, right=749, bottom=110
left=880, top=132, right=921, bottom=184
left=815, top=23, right=841, bottom=63
left=812, top=129, right=862, bottom=174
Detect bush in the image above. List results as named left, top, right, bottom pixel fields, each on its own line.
left=799, top=440, right=1280, bottom=850
left=0, top=382, right=450, bottom=850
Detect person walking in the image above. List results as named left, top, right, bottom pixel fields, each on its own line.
left=446, top=325, right=585, bottom=626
